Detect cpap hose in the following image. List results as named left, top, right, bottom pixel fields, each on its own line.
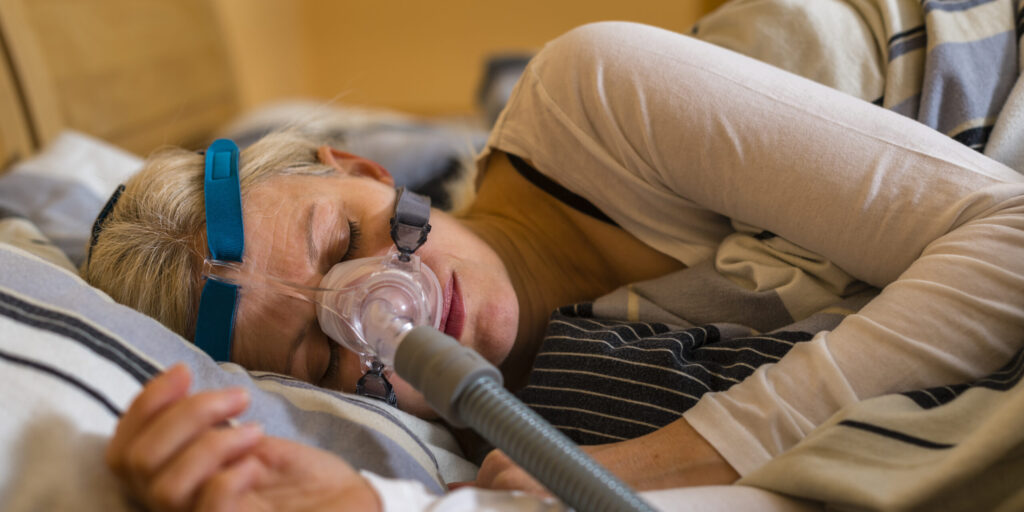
left=395, top=326, right=656, bottom=512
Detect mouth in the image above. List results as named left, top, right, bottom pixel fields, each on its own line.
left=439, top=273, right=465, bottom=340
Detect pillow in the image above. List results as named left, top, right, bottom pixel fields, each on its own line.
left=0, top=241, right=476, bottom=511
left=0, top=131, right=143, bottom=268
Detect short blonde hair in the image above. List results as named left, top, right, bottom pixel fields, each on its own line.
left=82, top=131, right=336, bottom=340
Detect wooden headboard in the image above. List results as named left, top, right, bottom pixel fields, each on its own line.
left=0, top=0, right=240, bottom=170
left=0, top=26, right=31, bottom=170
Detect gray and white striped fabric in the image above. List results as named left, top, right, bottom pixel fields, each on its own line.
left=518, top=228, right=880, bottom=444
left=0, top=242, right=476, bottom=511
left=695, top=0, right=1023, bottom=157
left=876, top=0, right=1021, bottom=151
left=741, top=347, right=1024, bottom=511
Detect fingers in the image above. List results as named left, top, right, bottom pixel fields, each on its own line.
left=474, top=449, right=512, bottom=489
left=108, top=363, right=192, bottom=472
left=474, top=449, right=550, bottom=496
left=120, top=386, right=250, bottom=484
left=147, top=423, right=264, bottom=511
left=106, top=363, right=260, bottom=512
left=195, top=455, right=267, bottom=512
left=446, top=481, right=474, bottom=491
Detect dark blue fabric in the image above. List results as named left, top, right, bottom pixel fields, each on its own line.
left=194, top=280, right=239, bottom=362
left=203, top=139, right=244, bottom=261
left=196, top=139, right=244, bottom=361
left=518, top=304, right=813, bottom=444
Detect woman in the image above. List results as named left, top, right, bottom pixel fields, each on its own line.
left=89, top=21, right=1024, bottom=511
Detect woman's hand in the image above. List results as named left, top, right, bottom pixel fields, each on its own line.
left=107, top=364, right=381, bottom=512
left=474, top=417, right=739, bottom=495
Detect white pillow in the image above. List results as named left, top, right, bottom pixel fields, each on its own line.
left=0, top=131, right=143, bottom=267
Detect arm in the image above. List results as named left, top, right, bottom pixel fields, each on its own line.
left=486, top=21, right=1024, bottom=475
left=475, top=417, right=738, bottom=493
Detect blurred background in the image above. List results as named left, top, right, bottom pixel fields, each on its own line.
left=0, top=0, right=727, bottom=157
left=0, top=0, right=728, bottom=213
left=0, top=0, right=730, bottom=260
left=214, top=0, right=728, bottom=115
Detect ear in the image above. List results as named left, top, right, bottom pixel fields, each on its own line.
left=317, top=146, right=395, bottom=186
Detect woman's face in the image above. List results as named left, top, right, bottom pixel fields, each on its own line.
left=226, top=155, right=518, bottom=417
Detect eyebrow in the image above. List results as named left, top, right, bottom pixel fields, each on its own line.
left=305, top=203, right=317, bottom=268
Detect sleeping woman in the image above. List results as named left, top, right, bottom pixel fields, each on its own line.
left=84, top=21, right=1024, bottom=511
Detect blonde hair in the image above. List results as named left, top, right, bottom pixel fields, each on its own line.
left=82, top=131, right=336, bottom=340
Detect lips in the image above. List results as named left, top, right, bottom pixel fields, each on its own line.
left=439, top=274, right=465, bottom=340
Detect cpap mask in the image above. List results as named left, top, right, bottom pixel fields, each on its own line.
left=195, top=139, right=438, bottom=406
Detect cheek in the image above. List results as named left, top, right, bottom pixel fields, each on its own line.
left=455, top=259, right=518, bottom=366
left=389, top=375, right=438, bottom=419
left=471, top=296, right=519, bottom=365
left=338, top=349, right=363, bottom=393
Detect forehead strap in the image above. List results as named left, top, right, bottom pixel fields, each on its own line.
left=194, top=139, right=244, bottom=362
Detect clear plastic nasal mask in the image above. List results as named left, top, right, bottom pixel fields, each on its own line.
left=198, top=157, right=437, bottom=406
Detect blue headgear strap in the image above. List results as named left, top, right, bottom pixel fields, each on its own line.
left=194, top=139, right=244, bottom=361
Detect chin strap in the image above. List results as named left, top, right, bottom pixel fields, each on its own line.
left=389, top=187, right=431, bottom=262
left=356, top=360, right=398, bottom=407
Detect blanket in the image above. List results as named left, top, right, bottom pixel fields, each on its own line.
left=518, top=224, right=879, bottom=444
left=694, top=0, right=1024, bottom=170
left=741, top=347, right=1024, bottom=511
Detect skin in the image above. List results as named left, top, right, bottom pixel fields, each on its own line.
left=229, top=146, right=685, bottom=415
left=107, top=364, right=381, bottom=512
left=109, top=147, right=738, bottom=510
left=228, top=147, right=520, bottom=419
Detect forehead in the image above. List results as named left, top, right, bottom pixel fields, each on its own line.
left=240, top=175, right=334, bottom=275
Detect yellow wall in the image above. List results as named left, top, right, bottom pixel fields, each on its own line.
left=216, top=0, right=726, bottom=116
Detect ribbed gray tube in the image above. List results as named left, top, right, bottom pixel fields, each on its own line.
left=459, top=378, right=656, bottom=512
left=395, top=326, right=656, bottom=512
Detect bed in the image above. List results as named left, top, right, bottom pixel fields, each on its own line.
left=1, top=1, right=1022, bottom=511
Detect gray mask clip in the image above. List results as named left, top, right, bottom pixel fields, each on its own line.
left=389, top=187, right=432, bottom=262
left=353, top=187, right=433, bottom=405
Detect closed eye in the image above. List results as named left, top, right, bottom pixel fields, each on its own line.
left=342, top=220, right=361, bottom=261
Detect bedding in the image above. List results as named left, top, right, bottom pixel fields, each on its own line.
left=693, top=0, right=1024, bottom=169
left=0, top=132, right=482, bottom=511
left=742, top=347, right=1024, bottom=510
left=519, top=224, right=879, bottom=444
left=482, top=15, right=1024, bottom=512
left=0, top=239, right=477, bottom=510
left=0, top=131, right=827, bottom=512
left=0, top=132, right=142, bottom=267
left=2, top=2, right=1023, bottom=510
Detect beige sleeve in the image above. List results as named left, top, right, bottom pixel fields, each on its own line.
left=485, top=21, right=1024, bottom=474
